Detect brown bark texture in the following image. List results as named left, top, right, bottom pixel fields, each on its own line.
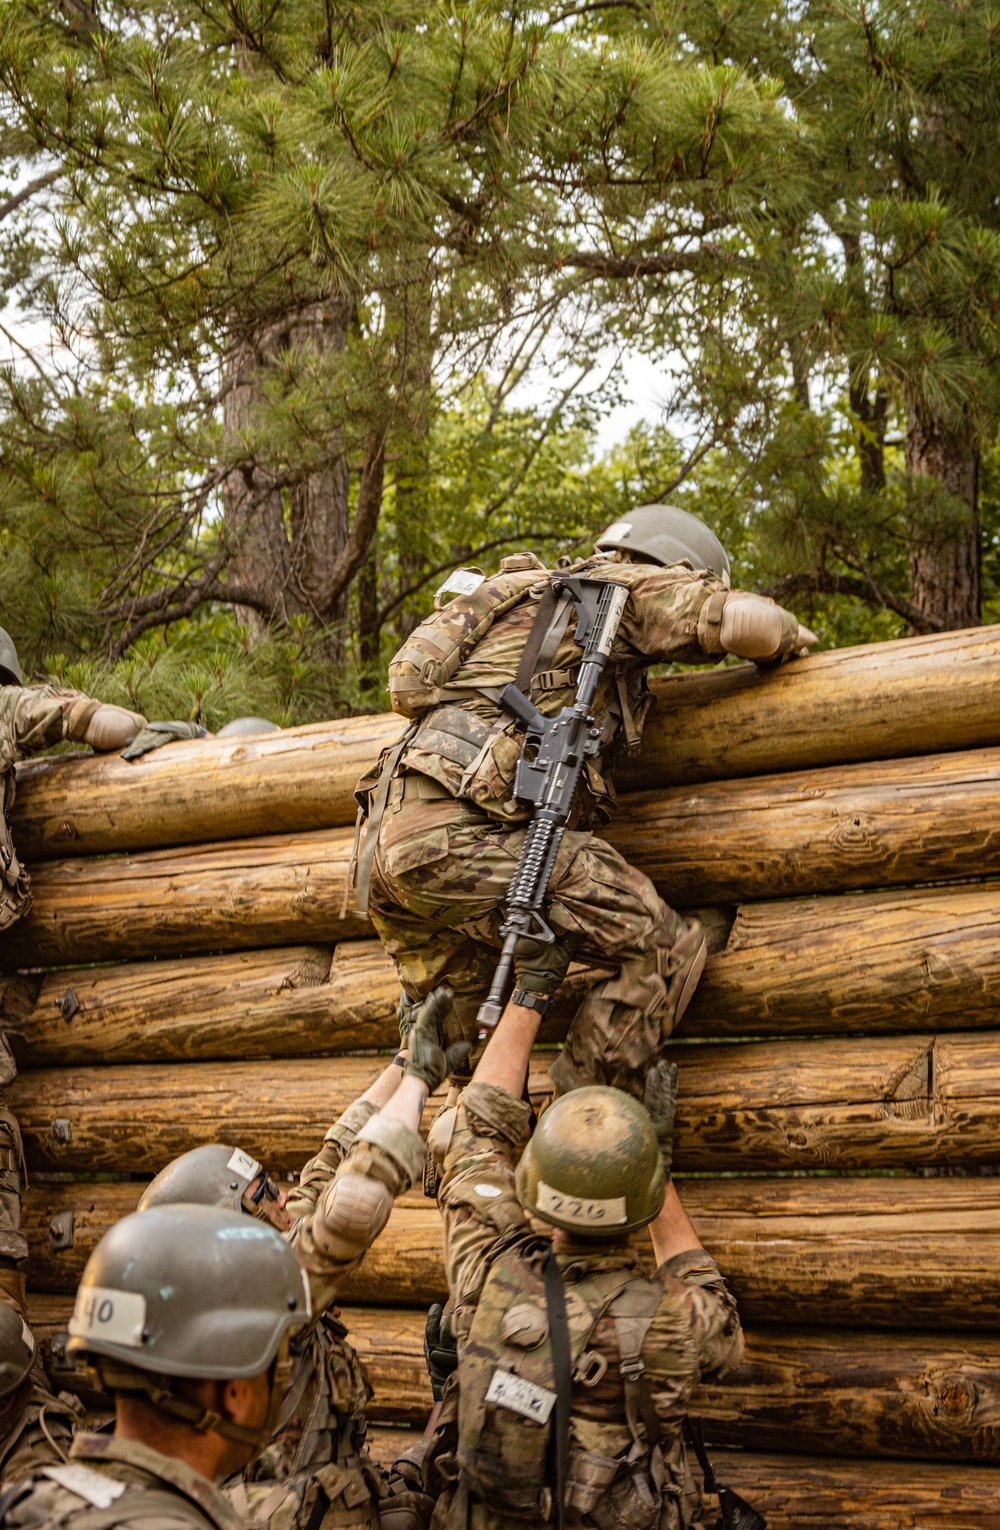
left=23, top=1288, right=1000, bottom=1462
left=0, top=826, right=368, bottom=970
left=607, top=745, right=1000, bottom=905
left=14, top=626, right=1000, bottom=862
left=2, top=943, right=604, bottom=1067
left=9, top=877, right=1000, bottom=1064
left=905, top=414, right=981, bottom=632
left=12, top=745, right=1000, bottom=969
left=10, top=1031, right=1000, bottom=1176
left=23, top=1177, right=1000, bottom=1331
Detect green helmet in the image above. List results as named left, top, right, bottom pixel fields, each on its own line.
left=138, top=1144, right=262, bottom=1215
left=0, top=629, right=22, bottom=689
left=516, top=1087, right=665, bottom=1238
left=66, top=1204, right=309, bottom=1380
left=0, top=1304, right=36, bottom=1397
left=217, top=717, right=280, bottom=738
left=596, top=505, right=730, bottom=583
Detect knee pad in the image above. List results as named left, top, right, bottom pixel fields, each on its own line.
left=313, top=1172, right=394, bottom=1262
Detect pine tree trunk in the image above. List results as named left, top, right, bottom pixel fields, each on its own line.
left=905, top=414, right=980, bottom=630
left=221, top=300, right=352, bottom=644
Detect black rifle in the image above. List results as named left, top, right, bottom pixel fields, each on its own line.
left=477, top=576, right=630, bottom=1031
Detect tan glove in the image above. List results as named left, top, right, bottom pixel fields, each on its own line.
left=82, top=705, right=147, bottom=752
left=719, top=593, right=817, bottom=664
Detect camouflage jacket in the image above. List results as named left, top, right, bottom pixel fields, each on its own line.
left=236, top=1099, right=426, bottom=1526
left=436, top=1083, right=744, bottom=1530
left=400, top=554, right=731, bottom=825
left=0, top=684, right=144, bottom=931
left=2, top=1432, right=244, bottom=1530
left=0, top=1372, right=78, bottom=1484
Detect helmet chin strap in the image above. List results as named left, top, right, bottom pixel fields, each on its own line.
left=94, top=1360, right=277, bottom=1453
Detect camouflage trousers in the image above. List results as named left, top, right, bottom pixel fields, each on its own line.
left=367, top=782, right=706, bottom=1097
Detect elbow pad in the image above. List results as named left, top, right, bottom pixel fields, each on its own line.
left=719, top=593, right=787, bottom=661
left=82, top=705, right=146, bottom=751
left=313, top=1171, right=395, bottom=1263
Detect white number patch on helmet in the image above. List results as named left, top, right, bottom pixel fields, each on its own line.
left=68, top=1285, right=146, bottom=1347
left=536, top=1181, right=628, bottom=1227
left=227, top=1147, right=261, bottom=1181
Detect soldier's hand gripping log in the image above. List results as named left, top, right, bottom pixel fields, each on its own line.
left=477, top=578, right=630, bottom=1033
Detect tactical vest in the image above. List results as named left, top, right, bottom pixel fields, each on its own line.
left=456, top=1250, right=668, bottom=1527
left=0, top=1473, right=222, bottom=1530
left=387, top=561, right=547, bottom=720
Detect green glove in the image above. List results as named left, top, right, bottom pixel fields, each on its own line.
left=644, top=1059, right=678, bottom=1181
left=423, top=1302, right=458, bottom=1402
left=404, top=987, right=471, bottom=1093
left=121, top=720, right=207, bottom=760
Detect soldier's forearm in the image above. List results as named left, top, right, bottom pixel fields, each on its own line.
left=648, top=1182, right=705, bottom=1266
left=472, top=1000, right=541, bottom=1096
left=360, top=1054, right=409, bottom=1110
left=379, top=1073, right=429, bottom=1135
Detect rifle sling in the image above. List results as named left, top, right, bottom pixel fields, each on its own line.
left=544, top=1248, right=572, bottom=1530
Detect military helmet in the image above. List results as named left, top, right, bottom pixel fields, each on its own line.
left=138, top=1143, right=261, bottom=1215
left=217, top=717, right=280, bottom=738
left=516, top=1087, right=665, bottom=1238
left=66, top=1204, right=309, bottom=1379
left=0, top=1304, right=36, bottom=1397
left=0, top=629, right=22, bottom=688
left=596, top=505, right=730, bottom=583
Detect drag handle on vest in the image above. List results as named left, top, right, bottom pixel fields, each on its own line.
left=477, top=580, right=630, bottom=1033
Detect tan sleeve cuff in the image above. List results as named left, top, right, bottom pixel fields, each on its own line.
left=461, top=1081, right=533, bottom=1150
left=696, top=590, right=729, bottom=655
left=660, top=1249, right=725, bottom=1286
left=355, top=1111, right=427, bottom=1186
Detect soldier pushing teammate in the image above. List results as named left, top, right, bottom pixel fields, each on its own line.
left=355, top=505, right=815, bottom=1093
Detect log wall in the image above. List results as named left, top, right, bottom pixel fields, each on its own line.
left=10, top=621, right=1000, bottom=1523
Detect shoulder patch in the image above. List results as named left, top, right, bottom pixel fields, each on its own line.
left=43, top=1463, right=126, bottom=1510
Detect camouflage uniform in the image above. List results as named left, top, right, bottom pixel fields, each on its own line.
left=365, top=554, right=765, bottom=1094
left=1, top=1431, right=246, bottom=1530
left=228, top=1100, right=427, bottom=1530
left=431, top=1082, right=743, bottom=1530
left=0, top=684, right=144, bottom=933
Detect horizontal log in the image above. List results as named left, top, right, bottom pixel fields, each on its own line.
left=608, top=746, right=1000, bottom=905
left=11, top=877, right=1000, bottom=1064
left=15, top=629, right=1000, bottom=863
left=3, top=943, right=604, bottom=1067
left=24, top=1290, right=1000, bottom=1461
left=24, top=1177, right=1000, bottom=1330
left=11, top=714, right=404, bottom=860
left=12, top=744, right=1000, bottom=970
left=363, top=1434, right=1000, bottom=1528
left=688, top=881, right=1000, bottom=1037
left=0, top=827, right=369, bottom=970
left=10, top=1029, right=1000, bottom=1176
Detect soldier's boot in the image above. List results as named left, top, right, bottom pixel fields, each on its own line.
left=549, top=917, right=707, bottom=1100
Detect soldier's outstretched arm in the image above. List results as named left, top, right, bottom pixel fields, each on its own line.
left=3, top=685, right=146, bottom=757
left=471, top=996, right=543, bottom=1097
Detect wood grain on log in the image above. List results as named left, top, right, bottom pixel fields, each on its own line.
left=9, top=1030, right=1000, bottom=1174
left=3, top=944, right=604, bottom=1066
left=608, top=746, right=1000, bottom=905
left=11, top=714, right=404, bottom=860
left=15, top=629, right=1000, bottom=862
left=24, top=1291, right=1000, bottom=1461
left=12, top=747, right=1000, bottom=971
left=0, top=827, right=368, bottom=970
left=10, top=878, right=1000, bottom=1065
left=688, top=882, right=1000, bottom=1037
left=23, top=1177, right=1000, bottom=1331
